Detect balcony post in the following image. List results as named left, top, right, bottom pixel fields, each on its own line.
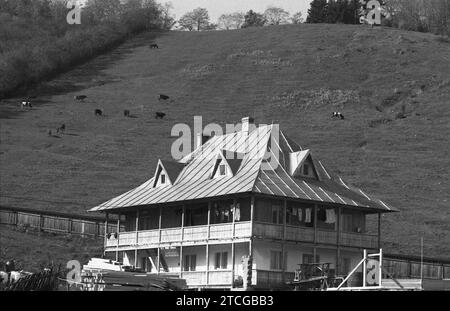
left=206, top=202, right=211, bottom=285
left=249, top=196, right=254, bottom=257
left=282, top=199, right=287, bottom=283
left=313, top=204, right=317, bottom=261
left=377, top=213, right=381, bottom=249
left=231, top=198, right=237, bottom=288
left=104, top=212, right=109, bottom=256
left=180, top=205, right=185, bottom=278
left=336, top=207, right=341, bottom=275
left=134, top=209, right=139, bottom=268
left=157, top=206, right=162, bottom=275
left=116, top=213, right=121, bottom=262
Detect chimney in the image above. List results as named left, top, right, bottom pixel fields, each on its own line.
left=242, top=117, right=255, bottom=134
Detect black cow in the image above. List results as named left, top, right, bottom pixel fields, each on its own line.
left=332, top=112, right=345, bottom=120
left=158, top=94, right=170, bottom=101
left=155, top=112, right=166, bottom=119
left=149, top=44, right=159, bottom=49
left=95, top=109, right=103, bottom=116
left=124, top=110, right=130, bottom=117
left=57, top=124, right=66, bottom=134
left=74, top=95, right=87, bottom=101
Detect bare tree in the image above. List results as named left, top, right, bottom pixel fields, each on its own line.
left=291, top=11, right=304, bottom=24
left=179, top=7, right=210, bottom=31
left=218, top=12, right=245, bottom=30
left=264, top=6, right=290, bottom=25
left=158, top=2, right=176, bottom=30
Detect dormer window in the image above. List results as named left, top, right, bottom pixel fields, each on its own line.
left=160, top=174, right=166, bottom=184
left=219, top=164, right=227, bottom=176
left=303, top=164, right=310, bottom=176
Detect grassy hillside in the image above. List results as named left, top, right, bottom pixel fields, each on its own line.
left=0, top=24, right=449, bottom=259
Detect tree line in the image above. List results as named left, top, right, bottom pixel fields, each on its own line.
left=177, top=6, right=304, bottom=31
left=306, top=0, right=449, bottom=36
left=0, top=0, right=174, bottom=98
left=177, top=1, right=449, bottom=36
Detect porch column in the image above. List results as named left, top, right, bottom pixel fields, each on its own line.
left=180, top=205, right=185, bottom=278
left=231, top=198, right=237, bottom=288
left=377, top=213, right=381, bottom=249
left=313, top=204, right=317, bottom=263
left=134, top=209, right=139, bottom=268
left=104, top=213, right=109, bottom=256
left=249, top=196, right=255, bottom=257
left=282, top=199, right=287, bottom=282
left=157, top=206, right=162, bottom=275
left=336, top=207, right=341, bottom=275
left=116, top=213, right=121, bottom=262
left=206, top=202, right=211, bottom=285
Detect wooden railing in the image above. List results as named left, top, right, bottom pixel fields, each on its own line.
left=0, top=205, right=118, bottom=238
left=106, top=221, right=252, bottom=249
left=253, top=223, right=378, bottom=249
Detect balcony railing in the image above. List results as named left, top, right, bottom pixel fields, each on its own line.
left=253, top=223, right=378, bottom=249
left=105, top=221, right=378, bottom=250
left=106, top=221, right=252, bottom=249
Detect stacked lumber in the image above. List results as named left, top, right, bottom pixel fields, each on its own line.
left=81, top=269, right=186, bottom=291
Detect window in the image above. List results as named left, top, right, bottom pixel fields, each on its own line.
left=214, top=252, right=228, bottom=270
left=271, top=205, right=283, bottom=224
left=303, top=254, right=320, bottom=264
left=342, top=258, right=351, bottom=275
left=219, top=164, right=226, bottom=176
left=160, top=174, right=166, bottom=184
left=303, top=164, right=309, bottom=176
left=184, top=254, right=196, bottom=272
left=270, top=251, right=285, bottom=270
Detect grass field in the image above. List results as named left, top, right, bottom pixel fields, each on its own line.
left=0, top=24, right=449, bottom=261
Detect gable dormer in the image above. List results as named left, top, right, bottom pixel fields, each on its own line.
left=210, top=150, right=244, bottom=179
left=289, top=150, right=319, bottom=180
left=153, top=159, right=185, bottom=187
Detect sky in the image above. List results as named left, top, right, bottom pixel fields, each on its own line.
left=167, top=0, right=313, bottom=23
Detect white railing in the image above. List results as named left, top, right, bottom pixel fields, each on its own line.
left=208, top=270, right=232, bottom=285
left=105, top=222, right=252, bottom=249
left=181, top=271, right=206, bottom=286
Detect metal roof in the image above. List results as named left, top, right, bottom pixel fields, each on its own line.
left=89, top=121, right=397, bottom=213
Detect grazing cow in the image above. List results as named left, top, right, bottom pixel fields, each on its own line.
left=124, top=110, right=130, bottom=117
left=155, top=112, right=166, bottom=119
left=57, top=124, right=66, bottom=134
left=149, top=44, right=159, bottom=49
left=21, top=100, right=32, bottom=109
left=74, top=95, right=87, bottom=102
left=95, top=109, right=103, bottom=116
left=332, top=112, right=345, bottom=120
left=158, top=94, right=170, bottom=101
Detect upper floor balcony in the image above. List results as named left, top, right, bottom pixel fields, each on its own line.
left=104, top=195, right=380, bottom=251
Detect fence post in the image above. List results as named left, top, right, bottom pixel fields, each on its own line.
left=39, top=214, right=44, bottom=232
left=14, top=211, right=18, bottom=226
left=68, top=218, right=72, bottom=234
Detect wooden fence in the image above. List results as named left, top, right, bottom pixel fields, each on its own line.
left=0, top=205, right=122, bottom=238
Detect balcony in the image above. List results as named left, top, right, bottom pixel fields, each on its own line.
left=253, top=223, right=378, bottom=249
left=105, top=221, right=252, bottom=250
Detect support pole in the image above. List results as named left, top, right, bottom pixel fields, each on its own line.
left=180, top=205, right=185, bottom=278
left=362, top=249, right=367, bottom=288
left=104, top=213, right=109, bottom=257
left=206, top=202, right=211, bottom=285
left=134, top=209, right=139, bottom=268
left=282, top=199, right=287, bottom=283
left=231, top=198, right=237, bottom=289
left=116, top=213, right=121, bottom=262
left=157, top=206, right=162, bottom=275
left=336, top=206, right=341, bottom=275
left=378, top=213, right=381, bottom=249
